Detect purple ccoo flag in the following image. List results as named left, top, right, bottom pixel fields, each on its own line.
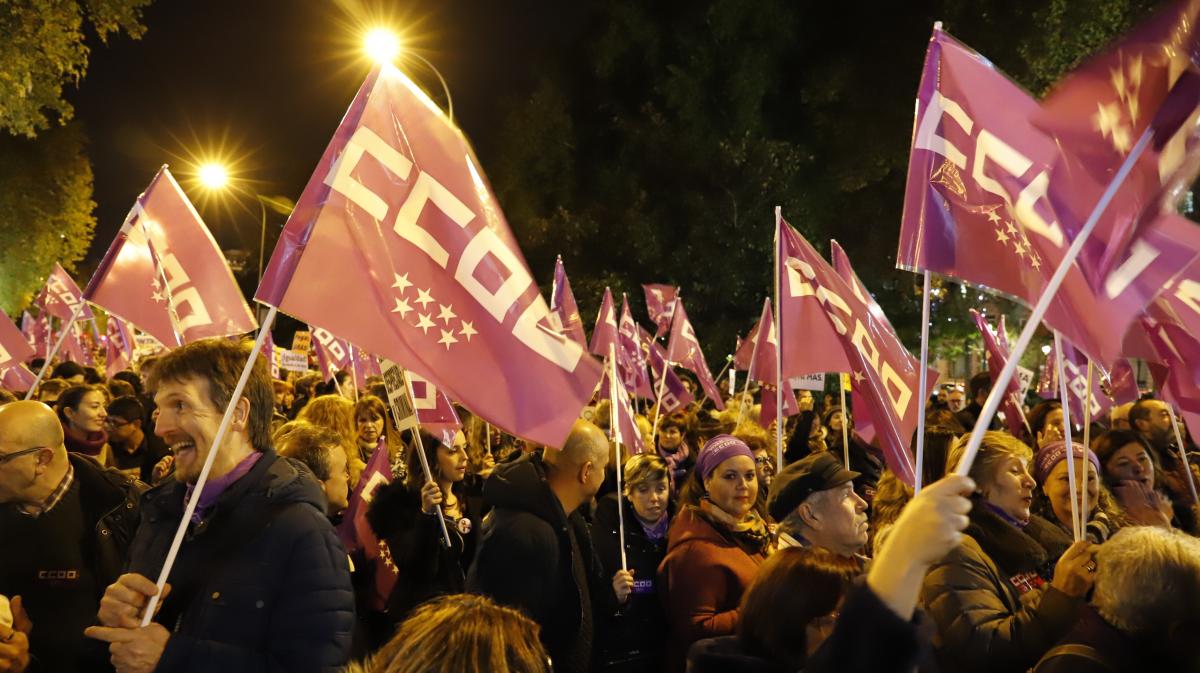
left=589, top=287, right=618, bottom=357
left=638, top=325, right=694, bottom=414
left=643, top=284, right=678, bottom=338
left=666, top=298, right=726, bottom=410
left=970, top=310, right=1029, bottom=438
left=0, top=309, right=35, bottom=370
left=617, top=297, right=654, bottom=397
left=106, top=314, right=136, bottom=375
left=551, top=256, right=587, bottom=346
left=747, top=298, right=799, bottom=428
left=41, top=263, right=93, bottom=321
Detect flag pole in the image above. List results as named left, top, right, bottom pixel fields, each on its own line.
left=914, top=271, right=932, bottom=493
left=348, top=343, right=360, bottom=402
left=773, top=207, right=785, bottom=472
left=23, top=302, right=85, bottom=400
left=954, top=126, right=1153, bottom=478
left=839, top=373, right=851, bottom=470
left=650, top=302, right=677, bottom=447
left=400, top=369, right=454, bottom=548
left=1080, top=360, right=1094, bottom=532
left=1167, top=406, right=1200, bottom=503
left=1053, top=332, right=1082, bottom=542
left=714, top=354, right=734, bottom=390
left=737, top=304, right=766, bottom=428
left=141, top=306, right=278, bottom=625
left=608, top=343, right=628, bottom=572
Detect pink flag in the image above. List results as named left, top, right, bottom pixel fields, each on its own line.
left=746, top=298, right=799, bottom=428
left=337, top=442, right=395, bottom=608
left=350, top=345, right=383, bottom=391
left=262, top=329, right=280, bottom=379
left=407, top=371, right=462, bottom=442
left=1106, top=359, right=1141, bottom=405
left=58, top=321, right=89, bottom=365
left=551, top=256, right=587, bottom=346
left=0, top=310, right=35, bottom=370
left=971, top=310, right=1029, bottom=437
left=20, top=312, right=48, bottom=360
left=897, top=25, right=1200, bottom=369
left=589, top=287, right=618, bottom=357
left=602, top=352, right=646, bottom=454
left=84, top=166, right=257, bottom=349
left=732, top=321, right=760, bottom=372
left=643, top=284, right=678, bottom=338
left=1038, top=333, right=1115, bottom=423
left=638, top=325, right=695, bottom=414
left=1, top=364, right=37, bottom=392
left=782, top=216, right=932, bottom=485
left=254, top=65, right=601, bottom=448
left=106, top=315, right=136, bottom=375
left=41, top=263, right=94, bottom=322
left=311, top=326, right=351, bottom=383
left=617, top=298, right=654, bottom=397
left=666, top=298, right=726, bottom=410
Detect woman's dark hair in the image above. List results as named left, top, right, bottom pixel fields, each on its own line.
left=785, top=410, right=821, bottom=464
left=1026, top=400, right=1062, bottom=445
left=924, top=408, right=965, bottom=434
left=50, top=361, right=85, bottom=381
left=110, top=370, right=144, bottom=395
left=913, top=423, right=962, bottom=487
left=56, top=384, right=101, bottom=425
left=83, top=367, right=103, bottom=384
left=353, top=395, right=387, bottom=424
left=678, top=464, right=707, bottom=508
left=405, top=429, right=465, bottom=500
left=738, top=546, right=859, bottom=670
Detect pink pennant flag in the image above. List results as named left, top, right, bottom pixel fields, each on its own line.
left=84, top=166, right=257, bottom=348
left=551, top=256, right=587, bottom=346
left=0, top=309, right=35, bottom=370
left=617, top=297, right=654, bottom=397
left=971, top=310, right=1029, bottom=438
left=58, top=321, right=90, bottom=366
left=262, top=329, right=280, bottom=379
left=782, top=216, right=934, bottom=485
left=311, top=326, right=351, bottom=383
left=589, top=287, right=618, bottom=357
left=643, top=284, right=678, bottom=338
left=350, top=345, right=383, bottom=391
left=407, top=371, right=462, bottom=441
left=732, top=320, right=760, bottom=371
left=638, top=325, right=694, bottom=414
left=1106, top=359, right=1141, bottom=405
left=746, top=298, right=799, bottom=427
left=1, top=364, right=38, bottom=392
left=897, top=25, right=1200, bottom=369
left=41, top=263, right=94, bottom=322
left=254, top=64, right=600, bottom=448
left=665, top=298, right=726, bottom=410
left=337, top=442, right=395, bottom=608
left=602, top=352, right=646, bottom=454
left=20, top=312, right=48, bottom=360
left=106, top=315, right=136, bottom=375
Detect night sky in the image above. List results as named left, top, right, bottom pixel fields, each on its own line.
left=74, top=0, right=591, bottom=267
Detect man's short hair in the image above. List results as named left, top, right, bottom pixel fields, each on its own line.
left=968, top=372, right=992, bottom=400
left=1093, top=527, right=1200, bottom=635
left=107, top=395, right=146, bottom=424
left=111, top=370, right=144, bottom=395
left=1128, top=398, right=1159, bottom=431
left=276, top=422, right=342, bottom=481
left=108, top=379, right=136, bottom=400
left=51, top=361, right=85, bottom=380
left=37, top=378, right=69, bottom=397
left=147, top=338, right=274, bottom=453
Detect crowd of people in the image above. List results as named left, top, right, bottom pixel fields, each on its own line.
left=1, top=339, right=1199, bottom=673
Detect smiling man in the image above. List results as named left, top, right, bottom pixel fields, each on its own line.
left=85, top=338, right=354, bottom=673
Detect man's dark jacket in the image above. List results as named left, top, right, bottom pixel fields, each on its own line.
left=128, top=449, right=354, bottom=673
left=467, top=453, right=610, bottom=673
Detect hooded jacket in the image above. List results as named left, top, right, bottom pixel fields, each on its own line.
left=466, top=453, right=607, bottom=673
left=128, top=450, right=355, bottom=673
left=657, top=506, right=767, bottom=673
left=921, top=500, right=1083, bottom=673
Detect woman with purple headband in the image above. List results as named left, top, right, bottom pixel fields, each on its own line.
left=1031, top=440, right=1129, bottom=548
left=656, top=435, right=768, bottom=673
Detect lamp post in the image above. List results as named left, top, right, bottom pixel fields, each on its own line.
left=364, top=28, right=454, bottom=123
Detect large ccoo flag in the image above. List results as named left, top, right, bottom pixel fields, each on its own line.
left=666, top=298, right=726, bottom=410
left=41, top=263, right=94, bottom=321
left=637, top=325, right=694, bottom=414
left=255, top=64, right=601, bottom=448
left=550, top=256, right=587, bottom=347
left=896, top=25, right=1200, bottom=369
left=84, top=166, right=257, bottom=348
left=779, top=216, right=924, bottom=485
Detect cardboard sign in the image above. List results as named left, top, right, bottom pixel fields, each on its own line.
left=380, top=358, right=418, bottom=432
left=790, top=373, right=826, bottom=391
left=280, top=349, right=309, bottom=372
left=290, top=330, right=312, bottom=353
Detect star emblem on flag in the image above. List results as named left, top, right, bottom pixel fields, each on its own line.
left=981, top=206, right=1043, bottom=271
left=1091, top=53, right=1144, bottom=154
left=386, top=276, right=471, bottom=352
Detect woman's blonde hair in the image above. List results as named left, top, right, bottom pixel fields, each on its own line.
left=945, top=430, right=1033, bottom=490
left=623, top=453, right=669, bottom=494
left=351, top=594, right=550, bottom=673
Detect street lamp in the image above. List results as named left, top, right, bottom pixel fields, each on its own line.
left=198, top=163, right=228, bottom=190
left=362, top=27, right=454, bottom=123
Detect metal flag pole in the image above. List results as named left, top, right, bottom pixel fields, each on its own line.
left=141, top=306, right=278, bottom=625
left=953, top=126, right=1153, bottom=478
left=736, top=305, right=766, bottom=428
left=914, top=271, right=932, bottom=493
left=1053, top=332, right=1082, bottom=542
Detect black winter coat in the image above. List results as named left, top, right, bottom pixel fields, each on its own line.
left=592, top=493, right=671, bottom=672
left=365, top=480, right=482, bottom=619
left=72, top=453, right=145, bottom=588
left=466, top=453, right=612, bottom=673
left=128, top=450, right=355, bottom=673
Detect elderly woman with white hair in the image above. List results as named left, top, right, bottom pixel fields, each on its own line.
left=1034, top=526, right=1200, bottom=672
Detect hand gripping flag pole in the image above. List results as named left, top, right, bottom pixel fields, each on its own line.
left=141, top=306, right=278, bottom=625
left=914, top=271, right=932, bottom=494
left=1054, top=332, right=1082, bottom=542
left=399, top=368, right=454, bottom=548
left=953, top=126, right=1154, bottom=479
left=23, top=302, right=86, bottom=401
left=608, top=343, right=628, bottom=572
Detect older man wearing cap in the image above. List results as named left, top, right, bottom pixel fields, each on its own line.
left=768, top=452, right=870, bottom=561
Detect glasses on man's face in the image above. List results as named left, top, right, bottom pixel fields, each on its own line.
left=105, top=417, right=131, bottom=429
left=0, top=446, right=46, bottom=465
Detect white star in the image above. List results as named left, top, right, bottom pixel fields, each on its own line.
left=437, top=303, right=456, bottom=325
left=391, top=297, right=412, bottom=318
left=1030, top=255, right=1042, bottom=270
left=458, top=320, right=477, bottom=342
left=1006, top=221, right=1019, bottom=236
left=1093, top=100, right=1123, bottom=138
left=150, top=277, right=161, bottom=291
left=415, top=288, right=434, bottom=309
left=995, top=228, right=1010, bottom=246
left=852, top=371, right=866, bottom=385
left=985, top=209, right=1002, bottom=224
left=438, top=329, right=459, bottom=350
left=152, top=291, right=165, bottom=303
left=1014, top=241, right=1028, bottom=258
left=391, top=273, right=413, bottom=294
left=415, top=313, right=436, bottom=334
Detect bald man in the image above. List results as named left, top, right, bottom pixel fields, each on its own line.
left=0, top=401, right=143, bottom=673
left=468, top=420, right=626, bottom=673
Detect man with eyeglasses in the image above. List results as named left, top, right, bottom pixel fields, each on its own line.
left=0, top=400, right=144, bottom=672
left=106, top=397, right=169, bottom=484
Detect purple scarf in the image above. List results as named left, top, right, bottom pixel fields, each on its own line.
left=985, top=501, right=1029, bottom=529
left=185, top=452, right=263, bottom=524
left=638, top=512, right=670, bottom=541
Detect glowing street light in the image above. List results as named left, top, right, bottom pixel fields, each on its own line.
left=364, top=28, right=400, bottom=64
left=198, top=163, right=229, bottom=190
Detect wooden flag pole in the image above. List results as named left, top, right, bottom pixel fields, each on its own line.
left=399, top=368, right=454, bottom=548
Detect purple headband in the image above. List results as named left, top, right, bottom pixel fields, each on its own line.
left=696, top=434, right=755, bottom=480
left=1033, top=440, right=1101, bottom=485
